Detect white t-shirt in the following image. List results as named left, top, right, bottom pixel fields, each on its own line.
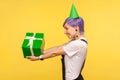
left=63, top=37, right=88, bottom=80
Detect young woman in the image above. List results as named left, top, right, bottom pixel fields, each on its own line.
left=27, top=17, right=88, bottom=80
left=27, top=4, right=88, bottom=80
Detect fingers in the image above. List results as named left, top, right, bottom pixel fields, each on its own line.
left=26, top=56, right=33, bottom=60
left=26, top=56, right=30, bottom=59
left=26, top=56, right=36, bottom=61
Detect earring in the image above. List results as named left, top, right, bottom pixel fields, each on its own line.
left=76, top=34, right=78, bottom=37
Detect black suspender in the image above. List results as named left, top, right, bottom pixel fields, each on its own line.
left=61, top=55, right=65, bottom=80
left=80, top=39, right=88, bottom=44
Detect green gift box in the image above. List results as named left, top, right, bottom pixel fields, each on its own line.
left=22, top=32, right=44, bottom=58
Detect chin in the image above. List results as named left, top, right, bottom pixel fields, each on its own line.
left=67, top=36, right=73, bottom=39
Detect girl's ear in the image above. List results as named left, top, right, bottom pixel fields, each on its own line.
left=75, top=26, right=79, bottom=31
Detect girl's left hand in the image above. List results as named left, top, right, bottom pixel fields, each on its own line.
left=26, top=56, right=39, bottom=61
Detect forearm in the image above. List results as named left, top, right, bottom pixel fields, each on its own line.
left=26, top=47, right=59, bottom=61
left=42, top=46, right=63, bottom=59
left=43, top=46, right=59, bottom=54
left=26, top=44, right=66, bottom=61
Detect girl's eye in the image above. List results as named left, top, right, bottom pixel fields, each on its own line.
left=64, top=27, right=67, bottom=30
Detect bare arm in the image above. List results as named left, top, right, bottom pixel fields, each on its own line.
left=26, top=43, right=67, bottom=61
left=43, top=46, right=60, bottom=54
left=42, top=45, right=66, bottom=59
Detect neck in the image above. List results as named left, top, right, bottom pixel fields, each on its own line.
left=75, top=34, right=84, bottom=40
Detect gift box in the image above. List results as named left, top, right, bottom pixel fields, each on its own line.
left=22, top=32, right=44, bottom=58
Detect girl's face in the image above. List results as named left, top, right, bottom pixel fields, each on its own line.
left=63, top=23, right=77, bottom=39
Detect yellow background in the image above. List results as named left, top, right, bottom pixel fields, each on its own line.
left=0, top=0, right=120, bottom=80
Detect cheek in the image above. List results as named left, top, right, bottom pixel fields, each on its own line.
left=69, top=29, right=76, bottom=34
left=65, top=29, right=70, bottom=33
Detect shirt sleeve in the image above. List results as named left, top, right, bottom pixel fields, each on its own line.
left=63, top=40, right=81, bottom=57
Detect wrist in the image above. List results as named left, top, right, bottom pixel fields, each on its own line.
left=39, top=55, right=44, bottom=60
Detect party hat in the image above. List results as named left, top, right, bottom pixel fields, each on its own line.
left=69, top=4, right=79, bottom=18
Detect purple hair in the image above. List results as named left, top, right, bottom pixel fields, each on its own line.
left=63, top=17, right=84, bottom=34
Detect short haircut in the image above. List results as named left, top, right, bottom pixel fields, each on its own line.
left=63, top=17, right=84, bottom=34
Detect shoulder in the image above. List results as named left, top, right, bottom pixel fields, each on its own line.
left=63, top=39, right=82, bottom=49
left=79, top=37, right=88, bottom=47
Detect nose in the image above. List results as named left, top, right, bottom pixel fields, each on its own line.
left=64, top=30, right=67, bottom=34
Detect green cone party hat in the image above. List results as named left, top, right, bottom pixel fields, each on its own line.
left=69, top=4, right=79, bottom=18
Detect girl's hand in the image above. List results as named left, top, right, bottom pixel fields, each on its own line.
left=26, top=56, right=39, bottom=61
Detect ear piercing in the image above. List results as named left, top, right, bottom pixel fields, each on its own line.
left=76, top=35, right=78, bottom=37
